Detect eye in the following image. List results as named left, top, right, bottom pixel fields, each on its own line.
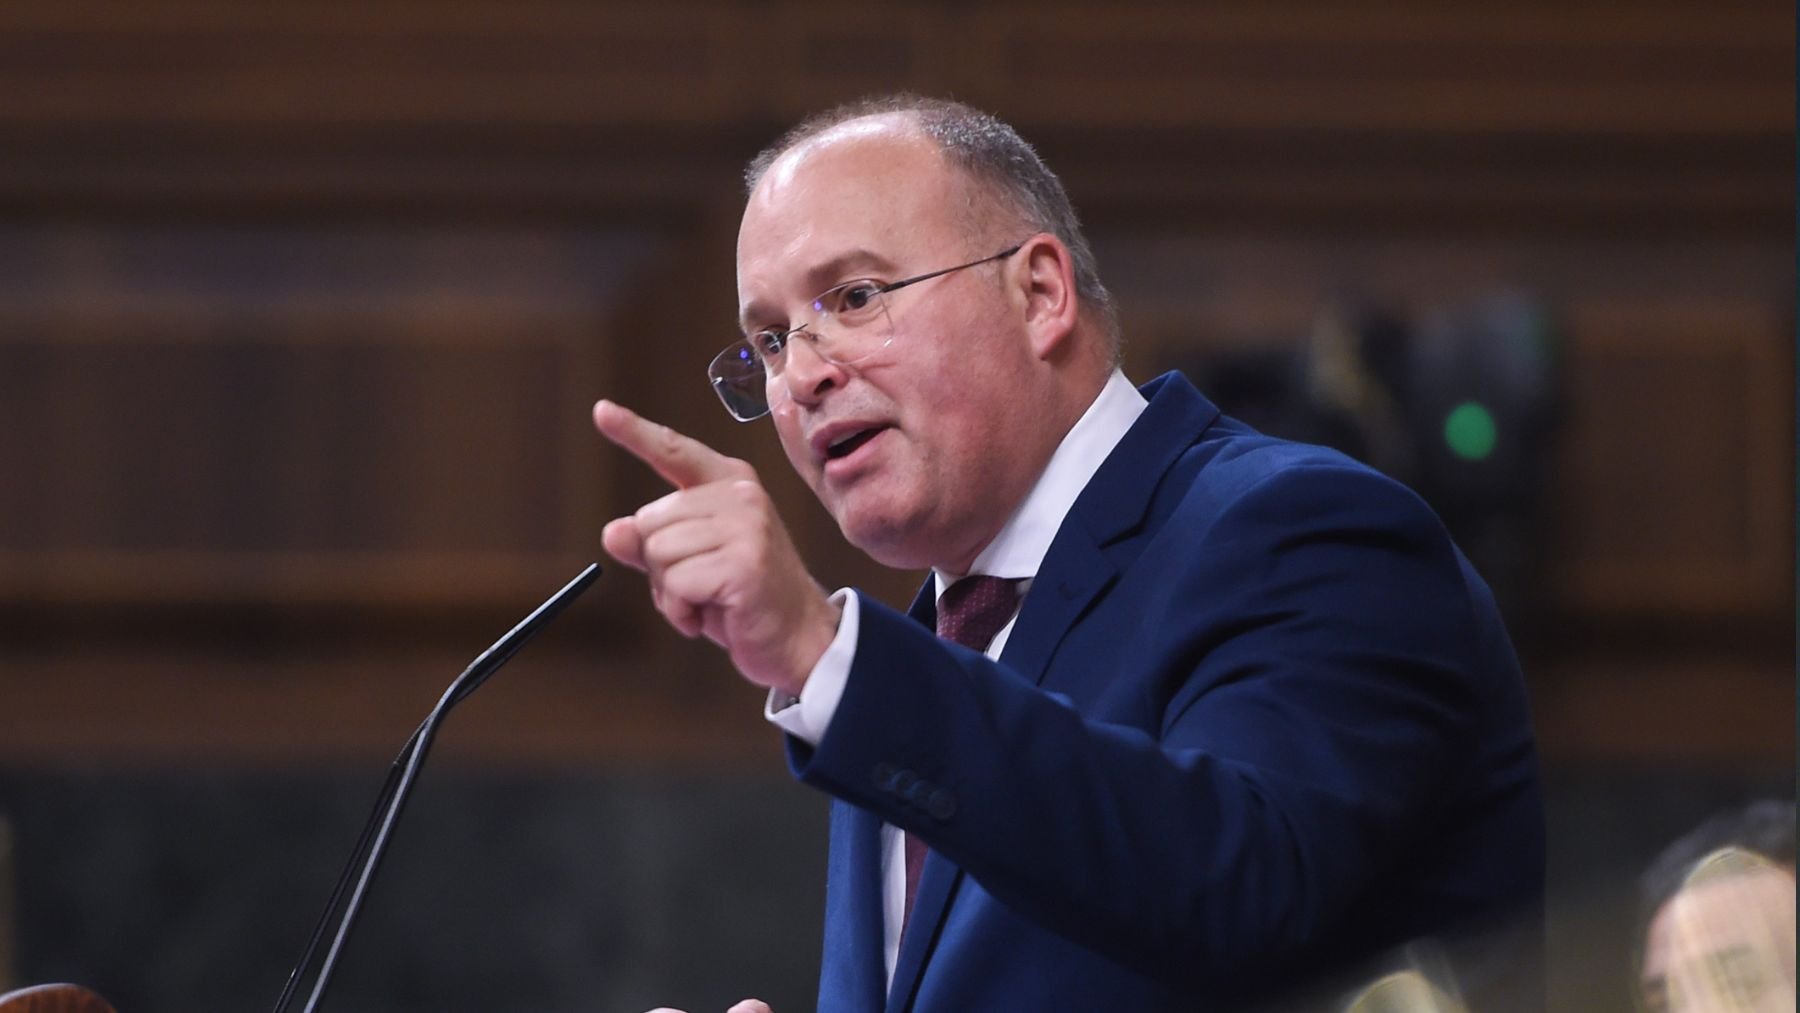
left=752, top=329, right=789, bottom=358
left=821, top=281, right=883, bottom=318
left=841, top=283, right=879, bottom=310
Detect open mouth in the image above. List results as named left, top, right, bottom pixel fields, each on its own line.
left=825, top=427, right=883, bottom=461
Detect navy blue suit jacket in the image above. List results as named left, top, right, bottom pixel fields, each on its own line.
left=786, top=373, right=1544, bottom=1011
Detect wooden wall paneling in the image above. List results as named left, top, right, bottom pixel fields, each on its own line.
left=1095, top=235, right=1794, bottom=340
left=0, top=311, right=579, bottom=607
left=758, top=4, right=960, bottom=115
left=0, top=3, right=1787, bottom=234
left=1531, top=655, right=1795, bottom=767
left=0, top=638, right=785, bottom=767
left=1, top=2, right=1788, bottom=135
left=1046, top=128, right=1791, bottom=239
left=0, top=224, right=666, bottom=611
left=0, top=2, right=756, bottom=129
left=1551, top=299, right=1791, bottom=617
left=961, top=3, right=1791, bottom=134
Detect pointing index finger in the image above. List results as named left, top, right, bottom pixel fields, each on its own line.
left=593, top=399, right=749, bottom=489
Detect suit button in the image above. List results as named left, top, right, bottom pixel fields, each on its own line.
left=903, top=779, right=932, bottom=805
left=891, top=769, right=918, bottom=796
left=926, top=790, right=957, bottom=821
left=872, top=762, right=897, bottom=791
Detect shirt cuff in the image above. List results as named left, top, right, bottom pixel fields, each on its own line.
left=764, top=587, right=859, bottom=746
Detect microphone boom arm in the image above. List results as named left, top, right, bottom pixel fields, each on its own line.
left=271, top=562, right=602, bottom=1013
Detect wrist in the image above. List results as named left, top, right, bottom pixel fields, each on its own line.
left=779, top=592, right=842, bottom=697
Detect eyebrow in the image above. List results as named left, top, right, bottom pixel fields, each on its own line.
left=738, top=247, right=901, bottom=334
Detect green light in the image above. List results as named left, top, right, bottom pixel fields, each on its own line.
left=1444, top=401, right=1497, bottom=461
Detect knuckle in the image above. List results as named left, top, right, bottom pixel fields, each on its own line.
left=635, top=492, right=675, bottom=528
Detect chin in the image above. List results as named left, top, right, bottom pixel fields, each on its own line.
left=833, top=505, right=937, bottom=571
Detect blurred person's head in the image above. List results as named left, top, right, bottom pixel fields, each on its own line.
left=1637, top=800, right=1796, bottom=1012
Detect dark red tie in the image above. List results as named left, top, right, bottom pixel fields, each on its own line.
left=902, top=575, right=1024, bottom=937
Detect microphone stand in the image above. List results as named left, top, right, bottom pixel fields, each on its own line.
left=270, top=563, right=601, bottom=1013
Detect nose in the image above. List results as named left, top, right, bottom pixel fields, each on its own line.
left=779, top=332, right=848, bottom=408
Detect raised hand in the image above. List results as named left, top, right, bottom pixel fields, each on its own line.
left=593, top=399, right=839, bottom=696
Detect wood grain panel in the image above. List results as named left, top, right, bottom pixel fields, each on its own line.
left=962, top=3, right=1790, bottom=133
left=0, top=1, right=1786, bottom=135
left=0, top=640, right=773, bottom=766
left=0, top=323, right=582, bottom=605
left=1552, top=301, right=1790, bottom=615
left=0, top=225, right=668, bottom=608
left=0, top=2, right=750, bottom=128
left=0, top=2, right=1785, bottom=234
left=1533, top=657, right=1794, bottom=766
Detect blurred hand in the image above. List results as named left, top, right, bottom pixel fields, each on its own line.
left=640, top=1000, right=773, bottom=1013
left=594, top=399, right=839, bottom=697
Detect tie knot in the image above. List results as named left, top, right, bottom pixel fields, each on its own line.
left=935, top=576, right=1024, bottom=650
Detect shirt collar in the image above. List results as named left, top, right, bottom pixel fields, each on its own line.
left=935, top=369, right=1147, bottom=596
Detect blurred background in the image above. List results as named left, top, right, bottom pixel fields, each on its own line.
left=0, top=2, right=1790, bottom=1010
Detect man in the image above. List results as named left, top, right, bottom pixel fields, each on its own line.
left=1637, top=801, right=1796, bottom=1012
left=597, top=95, right=1544, bottom=1012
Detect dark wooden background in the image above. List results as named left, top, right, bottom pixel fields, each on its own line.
left=0, top=2, right=1789, bottom=1010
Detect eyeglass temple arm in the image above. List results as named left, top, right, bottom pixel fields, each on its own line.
left=879, top=243, right=1024, bottom=296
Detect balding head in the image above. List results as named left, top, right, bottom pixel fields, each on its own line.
left=735, top=107, right=1109, bottom=572
left=746, top=95, right=1119, bottom=352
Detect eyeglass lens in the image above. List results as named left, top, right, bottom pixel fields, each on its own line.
left=708, top=281, right=896, bottom=420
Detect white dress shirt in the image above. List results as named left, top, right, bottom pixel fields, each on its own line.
left=766, top=369, right=1147, bottom=988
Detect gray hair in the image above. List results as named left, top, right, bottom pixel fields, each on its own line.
left=745, top=93, right=1120, bottom=349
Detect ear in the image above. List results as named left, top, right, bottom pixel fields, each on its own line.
left=1013, top=234, right=1081, bottom=360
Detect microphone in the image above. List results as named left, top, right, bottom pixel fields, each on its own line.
left=270, top=563, right=602, bottom=1013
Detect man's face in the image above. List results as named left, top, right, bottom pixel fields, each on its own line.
left=736, top=118, right=1043, bottom=571
left=1641, top=863, right=1797, bottom=1012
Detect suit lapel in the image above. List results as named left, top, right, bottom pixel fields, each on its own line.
left=885, top=848, right=960, bottom=1012
left=1006, top=372, right=1219, bottom=687
left=1001, top=535, right=1117, bottom=687
left=821, top=800, right=889, bottom=1012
